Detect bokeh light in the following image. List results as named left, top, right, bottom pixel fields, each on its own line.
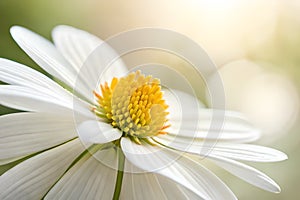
left=208, top=60, right=299, bottom=141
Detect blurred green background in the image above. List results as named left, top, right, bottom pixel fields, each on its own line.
left=0, top=0, right=299, bottom=199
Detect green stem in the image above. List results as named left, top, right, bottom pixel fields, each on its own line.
left=112, top=147, right=125, bottom=200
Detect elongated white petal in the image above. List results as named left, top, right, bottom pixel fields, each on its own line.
left=45, top=148, right=117, bottom=199
left=163, top=88, right=201, bottom=133
left=163, top=88, right=204, bottom=119
left=0, top=85, right=93, bottom=118
left=0, top=58, right=93, bottom=116
left=210, top=156, right=281, bottom=193
left=171, top=110, right=260, bottom=142
left=154, top=135, right=288, bottom=162
left=120, top=160, right=200, bottom=200
left=0, top=85, right=71, bottom=112
left=121, top=169, right=166, bottom=199
left=177, top=185, right=205, bottom=200
left=0, top=112, right=77, bottom=162
left=52, top=25, right=128, bottom=101
left=155, top=175, right=203, bottom=200
left=164, top=89, right=260, bottom=142
left=121, top=138, right=236, bottom=200
left=0, top=156, right=25, bottom=165
left=52, top=25, right=100, bottom=72
left=9, top=26, right=101, bottom=102
left=0, top=58, right=71, bottom=103
left=10, top=26, right=77, bottom=88
left=0, top=139, right=85, bottom=200
left=52, top=25, right=127, bottom=76
left=77, top=120, right=121, bottom=144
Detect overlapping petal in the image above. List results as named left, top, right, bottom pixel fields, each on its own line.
left=0, top=58, right=93, bottom=118
left=52, top=25, right=128, bottom=101
left=153, top=134, right=287, bottom=162
left=0, top=112, right=77, bottom=163
left=121, top=138, right=237, bottom=200
left=211, top=156, right=281, bottom=193
left=0, top=58, right=72, bottom=102
left=164, top=89, right=260, bottom=142
left=10, top=26, right=77, bottom=89
left=120, top=159, right=201, bottom=199
left=0, top=85, right=72, bottom=113
left=45, top=148, right=117, bottom=199
left=0, top=139, right=84, bottom=200
left=77, top=120, right=122, bottom=144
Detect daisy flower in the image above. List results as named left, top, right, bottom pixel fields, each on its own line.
left=0, top=25, right=287, bottom=200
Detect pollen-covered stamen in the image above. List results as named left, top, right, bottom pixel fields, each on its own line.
left=93, top=71, right=169, bottom=143
left=93, top=77, right=118, bottom=120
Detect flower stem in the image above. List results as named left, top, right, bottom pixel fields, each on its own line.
left=112, top=146, right=125, bottom=200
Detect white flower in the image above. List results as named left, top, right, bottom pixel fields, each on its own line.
left=0, top=25, right=287, bottom=200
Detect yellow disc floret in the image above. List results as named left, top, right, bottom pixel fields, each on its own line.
left=93, top=71, right=169, bottom=144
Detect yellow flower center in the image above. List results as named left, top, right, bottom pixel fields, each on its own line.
left=93, top=71, right=169, bottom=144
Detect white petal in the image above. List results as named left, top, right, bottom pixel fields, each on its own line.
left=0, top=156, right=25, bottom=165
left=120, top=160, right=199, bottom=200
left=0, top=139, right=85, bottom=200
left=121, top=138, right=236, bottom=200
left=0, top=85, right=93, bottom=118
left=163, top=88, right=203, bottom=128
left=155, top=175, right=203, bottom=200
left=120, top=170, right=166, bottom=200
left=52, top=25, right=127, bottom=76
left=0, top=112, right=77, bottom=162
left=154, top=135, right=288, bottom=162
left=52, top=25, right=128, bottom=101
left=0, top=58, right=93, bottom=117
left=45, top=148, right=117, bottom=199
left=211, top=155, right=281, bottom=193
left=175, top=111, right=259, bottom=142
left=10, top=26, right=77, bottom=89
left=77, top=120, right=121, bottom=144
left=0, top=58, right=71, bottom=103
left=164, top=89, right=260, bottom=142
left=0, top=85, right=71, bottom=112
left=177, top=185, right=205, bottom=200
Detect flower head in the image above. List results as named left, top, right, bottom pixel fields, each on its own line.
left=0, top=25, right=287, bottom=200
left=93, top=71, right=169, bottom=144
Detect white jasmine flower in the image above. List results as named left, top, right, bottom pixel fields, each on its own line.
left=0, top=25, right=287, bottom=200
